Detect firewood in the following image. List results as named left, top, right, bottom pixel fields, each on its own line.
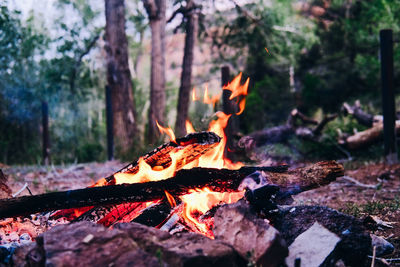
left=0, top=162, right=343, bottom=219
left=101, top=131, right=221, bottom=185
left=52, top=131, right=221, bottom=220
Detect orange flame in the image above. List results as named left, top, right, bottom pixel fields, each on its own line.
left=156, top=121, right=176, bottom=143
left=192, top=88, right=198, bottom=101
left=265, top=47, right=270, bottom=55
left=85, top=73, right=250, bottom=238
left=203, top=84, right=221, bottom=107
left=165, top=190, right=177, bottom=208
left=185, top=120, right=196, bottom=134
left=180, top=188, right=244, bottom=237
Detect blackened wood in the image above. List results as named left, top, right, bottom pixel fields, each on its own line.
left=41, top=101, right=50, bottom=165
left=132, top=201, right=173, bottom=227
left=0, top=162, right=345, bottom=219
left=0, top=165, right=287, bottom=219
left=380, top=29, right=397, bottom=163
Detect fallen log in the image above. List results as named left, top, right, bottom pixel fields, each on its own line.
left=0, top=162, right=343, bottom=219
left=340, top=101, right=400, bottom=149
left=238, top=109, right=337, bottom=151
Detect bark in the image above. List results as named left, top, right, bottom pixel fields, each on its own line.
left=342, top=101, right=376, bottom=127
left=175, top=0, right=199, bottom=137
left=0, top=161, right=343, bottom=219
left=105, top=0, right=138, bottom=155
left=143, top=0, right=166, bottom=144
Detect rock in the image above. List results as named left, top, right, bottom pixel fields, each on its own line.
left=269, top=206, right=371, bottom=267
left=115, top=222, right=245, bottom=267
left=285, top=222, right=341, bottom=267
left=370, top=234, right=394, bottom=257
left=13, top=221, right=161, bottom=267
left=213, top=200, right=288, bottom=267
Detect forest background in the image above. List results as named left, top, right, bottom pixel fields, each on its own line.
left=1, top=0, right=399, bottom=165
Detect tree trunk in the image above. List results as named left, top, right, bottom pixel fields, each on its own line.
left=175, top=0, right=198, bottom=137
left=143, top=0, right=166, bottom=144
left=105, top=0, right=138, bottom=155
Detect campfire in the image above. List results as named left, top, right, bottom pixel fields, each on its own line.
left=1, top=73, right=385, bottom=266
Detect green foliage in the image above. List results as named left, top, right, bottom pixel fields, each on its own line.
left=340, top=198, right=400, bottom=218
left=298, top=0, right=400, bottom=114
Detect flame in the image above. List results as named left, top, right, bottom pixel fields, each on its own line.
left=180, top=188, right=244, bottom=237
left=203, top=84, right=221, bottom=107
left=185, top=120, right=196, bottom=134
left=80, top=73, right=250, bottom=238
left=223, top=72, right=249, bottom=100
left=113, top=150, right=184, bottom=184
left=156, top=121, right=176, bottom=143
left=192, top=88, right=198, bottom=101
left=265, top=47, right=270, bottom=55
left=165, top=190, right=177, bottom=208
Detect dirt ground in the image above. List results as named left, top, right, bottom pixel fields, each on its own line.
left=1, top=160, right=400, bottom=266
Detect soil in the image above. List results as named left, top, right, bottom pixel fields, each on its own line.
left=1, top=160, right=400, bottom=266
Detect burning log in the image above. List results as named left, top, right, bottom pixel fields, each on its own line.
left=0, top=162, right=343, bottom=219
left=52, top=131, right=221, bottom=221
left=101, top=131, right=221, bottom=185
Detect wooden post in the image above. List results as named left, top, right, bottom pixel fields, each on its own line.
left=380, top=29, right=397, bottom=163
left=41, top=101, right=50, bottom=165
left=222, top=66, right=236, bottom=159
left=105, top=86, right=114, bottom=160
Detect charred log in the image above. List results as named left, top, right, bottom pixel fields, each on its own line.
left=0, top=162, right=343, bottom=219
left=132, top=201, right=175, bottom=227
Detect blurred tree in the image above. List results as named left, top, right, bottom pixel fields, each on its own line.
left=172, top=0, right=202, bottom=137
left=143, top=0, right=166, bottom=144
left=105, top=0, right=138, bottom=156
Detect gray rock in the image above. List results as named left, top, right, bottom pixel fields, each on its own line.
left=285, top=222, right=341, bottom=267
left=115, top=222, right=245, bottom=267
left=213, top=200, right=288, bottom=267
left=13, top=221, right=162, bottom=267
left=370, top=234, right=394, bottom=257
